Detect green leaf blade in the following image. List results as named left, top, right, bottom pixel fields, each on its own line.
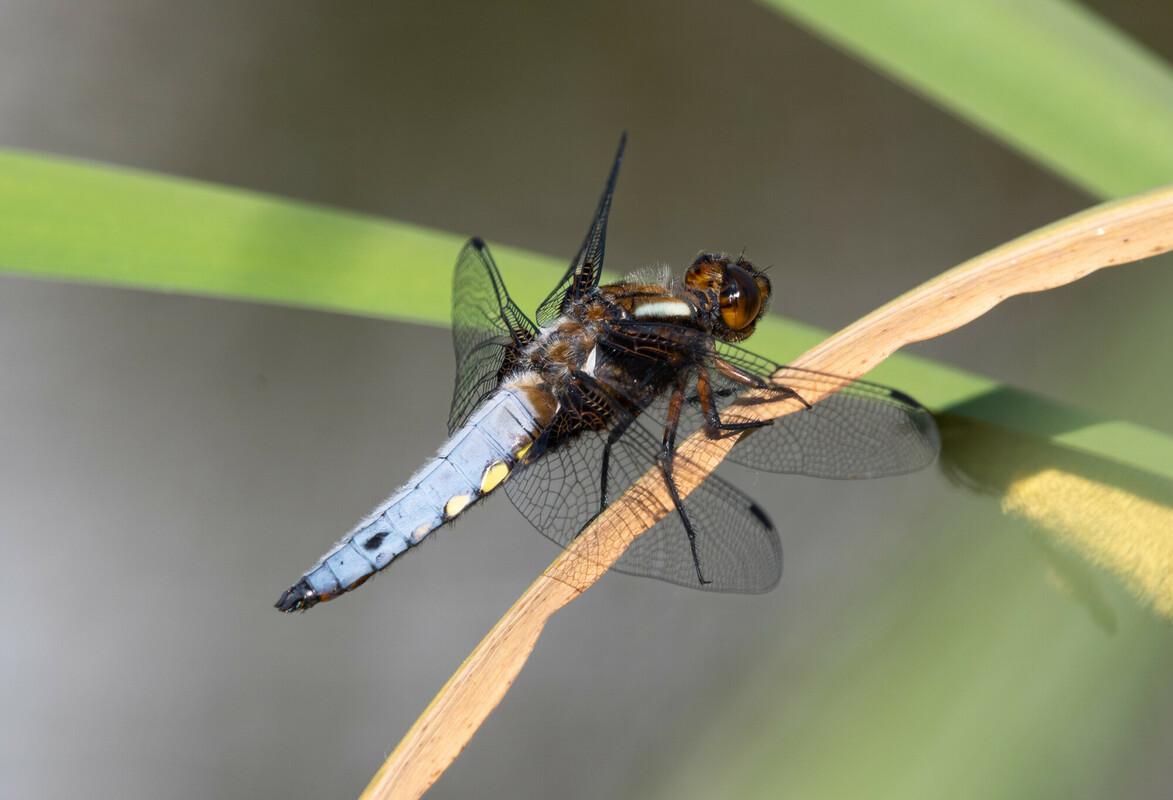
left=762, top=0, right=1173, bottom=197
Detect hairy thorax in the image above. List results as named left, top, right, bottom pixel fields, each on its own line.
left=513, top=284, right=705, bottom=420
left=524, top=309, right=605, bottom=391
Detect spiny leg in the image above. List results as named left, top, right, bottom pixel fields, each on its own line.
left=659, top=378, right=710, bottom=586
left=712, top=356, right=812, bottom=410
left=696, top=366, right=775, bottom=435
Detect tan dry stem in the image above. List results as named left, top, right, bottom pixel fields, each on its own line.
left=361, top=184, right=1173, bottom=800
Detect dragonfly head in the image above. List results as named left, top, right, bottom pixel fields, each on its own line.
left=684, top=253, right=772, bottom=342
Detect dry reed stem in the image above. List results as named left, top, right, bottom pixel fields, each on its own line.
left=361, top=184, right=1173, bottom=799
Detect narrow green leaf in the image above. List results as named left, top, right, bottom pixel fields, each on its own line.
left=762, top=0, right=1173, bottom=198
left=0, top=148, right=551, bottom=327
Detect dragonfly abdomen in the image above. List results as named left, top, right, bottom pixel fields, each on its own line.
left=276, top=386, right=545, bottom=612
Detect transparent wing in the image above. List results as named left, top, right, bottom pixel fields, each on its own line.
left=449, top=238, right=538, bottom=433
left=705, top=341, right=940, bottom=478
left=534, top=134, right=626, bottom=326
left=504, top=413, right=782, bottom=594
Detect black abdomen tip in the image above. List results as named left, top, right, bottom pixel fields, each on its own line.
left=275, top=579, right=320, bottom=613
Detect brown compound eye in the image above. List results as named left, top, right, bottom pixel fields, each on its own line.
left=718, top=264, right=763, bottom=330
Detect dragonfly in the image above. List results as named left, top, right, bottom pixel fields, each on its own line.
left=276, top=135, right=939, bottom=612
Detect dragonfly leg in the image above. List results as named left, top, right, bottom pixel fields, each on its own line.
left=697, top=366, right=774, bottom=434
left=599, top=414, right=634, bottom=513
left=566, top=369, right=635, bottom=515
left=712, top=356, right=812, bottom=410
left=659, top=379, right=710, bottom=586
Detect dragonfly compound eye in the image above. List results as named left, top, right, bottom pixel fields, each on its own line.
left=719, top=264, right=764, bottom=330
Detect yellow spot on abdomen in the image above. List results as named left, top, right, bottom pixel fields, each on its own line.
left=515, top=442, right=533, bottom=461
left=1004, top=468, right=1173, bottom=619
left=444, top=494, right=472, bottom=519
left=481, top=461, right=510, bottom=493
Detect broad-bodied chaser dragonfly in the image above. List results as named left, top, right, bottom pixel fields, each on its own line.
left=277, top=136, right=939, bottom=612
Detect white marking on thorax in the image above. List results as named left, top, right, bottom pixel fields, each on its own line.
left=634, top=300, right=691, bottom=319
left=583, top=345, right=599, bottom=376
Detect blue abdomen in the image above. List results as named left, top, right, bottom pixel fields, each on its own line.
left=276, top=386, right=543, bottom=611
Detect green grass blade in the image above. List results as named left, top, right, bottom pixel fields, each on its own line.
left=761, top=0, right=1173, bottom=198
left=0, top=148, right=558, bottom=327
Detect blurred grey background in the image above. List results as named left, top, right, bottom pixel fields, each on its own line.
left=2, top=2, right=1171, bottom=799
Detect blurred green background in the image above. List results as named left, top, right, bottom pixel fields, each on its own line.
left=1, top=2, right=1171, bottom=799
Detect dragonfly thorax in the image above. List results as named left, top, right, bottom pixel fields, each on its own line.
left=525, top=314, right=602, bottom=384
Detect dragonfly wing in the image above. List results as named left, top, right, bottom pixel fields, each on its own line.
left=534, top=134, right=626, bottom=326
left=707, top=341, right=940, bottom=478
left=449, top=238, right=538, bottom=433
left=504, top=412, right=781, bottom=594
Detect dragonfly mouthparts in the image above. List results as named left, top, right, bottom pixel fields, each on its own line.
left=275, top=579, right=320, bottom=613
